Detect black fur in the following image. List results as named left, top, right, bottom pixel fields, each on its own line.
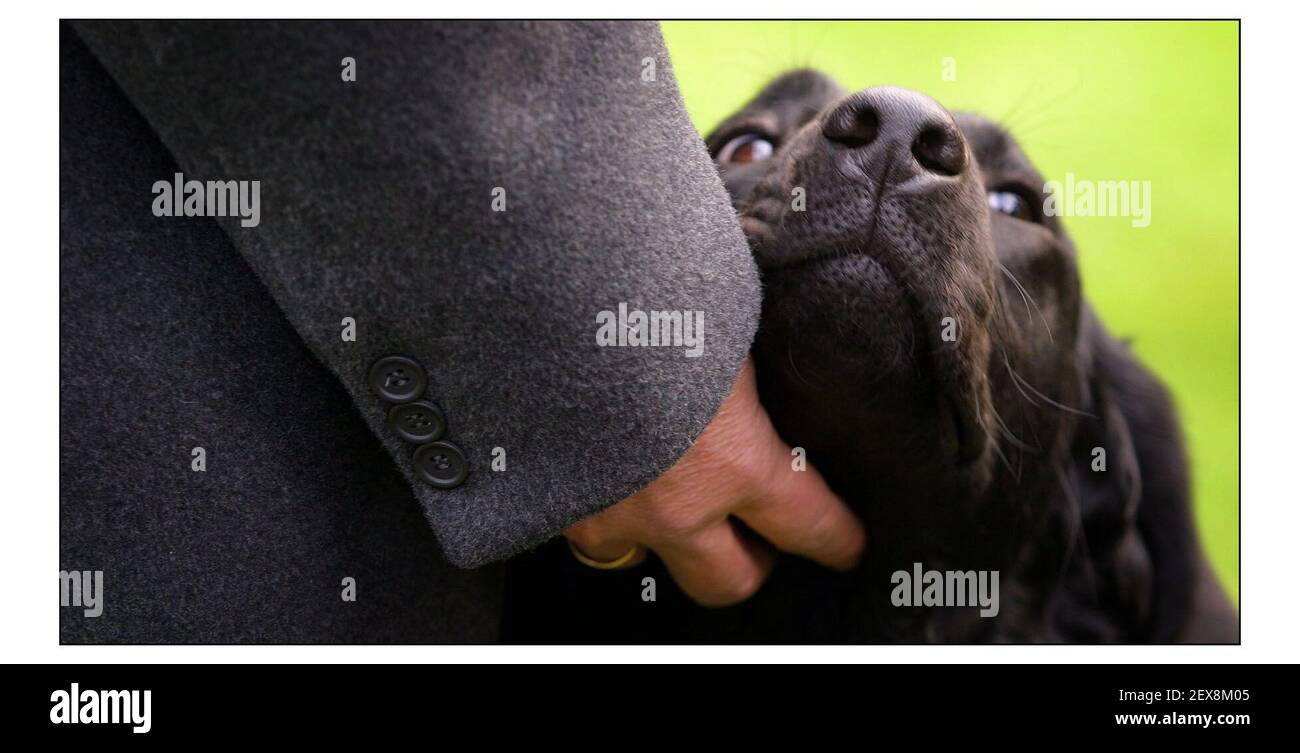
left=705, top=70, right=1236, bottom=642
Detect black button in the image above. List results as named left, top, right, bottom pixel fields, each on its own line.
left=368, top=356, right=427, bottom=403
left=387, top=400, right=446, bottom=444
left=413, top=441, right=469, bottom=489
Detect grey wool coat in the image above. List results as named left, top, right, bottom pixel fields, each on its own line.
left=61, top=20, right=759, bottom=642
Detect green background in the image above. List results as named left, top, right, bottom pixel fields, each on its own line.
left=663, top=21, right=1239, bottom=602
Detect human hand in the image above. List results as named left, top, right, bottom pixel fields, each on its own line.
left=564, top=358, right=866, bottom=606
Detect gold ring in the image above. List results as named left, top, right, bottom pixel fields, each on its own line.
left=568, top=540, right=642, bottom=570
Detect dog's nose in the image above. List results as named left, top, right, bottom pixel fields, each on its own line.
left=822, top=87, right=968, bottom=177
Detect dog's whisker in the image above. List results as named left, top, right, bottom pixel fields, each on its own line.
left=999, top=262, right=1054, bottom=343
left=983, top=398, right=1023, bottom=481
left=1002, top=81, right=1084, bottom=134
left=989, top=402, right=1036, bottom=453
left=792, top=22, right=834, bottom=71
left=1010, top=115, right=1088, bottom=144
left=1003, top=356, right=1097, bottom=421
left=786, top=340, right=817, bottom=390
left=1002, top=354, right=1041, bottom=408
left=1014, top=138, right=1071, bottom=158
left=1013, top=110, right=1083, bottom=130
left=788, top=22, right=799, bottom=71
left=989, top=435, right=1019, bottom=483
left=997, top=81, right=1043, bottom=133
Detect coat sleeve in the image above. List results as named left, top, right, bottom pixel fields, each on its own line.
left=71, top=20, right=760, bottom=567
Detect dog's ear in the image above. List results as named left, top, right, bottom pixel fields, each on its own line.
left=1068, top=312, right=1199, bottom=640
left=1079, top=322, right=1240, bottom=642
left=1071, top=362, right=1154, bottom=633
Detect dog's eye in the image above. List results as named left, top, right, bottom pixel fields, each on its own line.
left=987, top=188, right=1040, bottom=223
left=717, top=133, right=775, bottom=165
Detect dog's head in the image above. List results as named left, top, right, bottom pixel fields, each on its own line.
left=707, top=70, right=1096, bottom=605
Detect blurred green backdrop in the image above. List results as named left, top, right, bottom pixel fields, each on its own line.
left=663, top=21, right=1239, bottom=602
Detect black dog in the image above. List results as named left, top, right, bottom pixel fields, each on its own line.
left=503, top=70, right=1236, bottom=643
left=701, top=69, right=1236, bottom=642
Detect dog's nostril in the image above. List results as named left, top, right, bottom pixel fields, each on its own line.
left=823, top=105, right=879, bottom=149
left=912, top=124, right=967, bottom=176
left=824, top=88, right=967, bottom=181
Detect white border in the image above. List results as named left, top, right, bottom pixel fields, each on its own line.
left=3, top=1, right=1286, bottom=664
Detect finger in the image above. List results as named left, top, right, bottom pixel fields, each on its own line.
left=736, top=456, right=866, bottom=572
left=652, top=519, right=775, bottom=607
left=565, top=519, right=649, bottom=569
left=567, top=539, right=648, bottom=570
